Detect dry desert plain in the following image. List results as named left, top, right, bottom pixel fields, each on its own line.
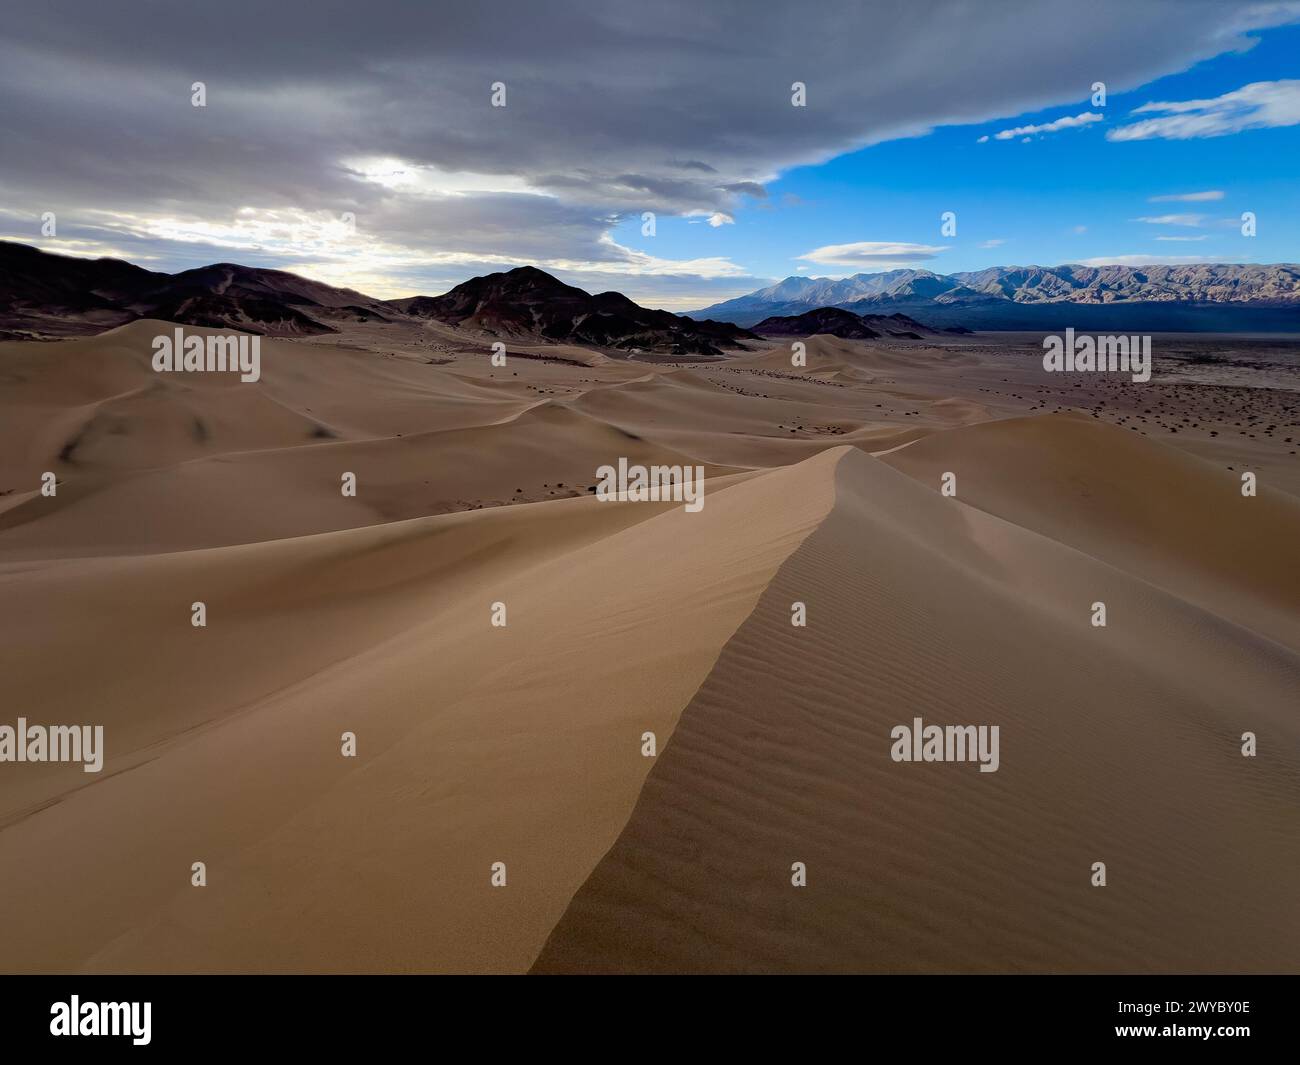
left=1, top=319, right=1298, bottom=973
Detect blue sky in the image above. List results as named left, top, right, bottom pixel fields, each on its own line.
left=613, top=23, right=1300, bottom=297
left=1, top=1, right=1296, bottom=309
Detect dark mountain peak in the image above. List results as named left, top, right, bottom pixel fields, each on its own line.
left=0, top=239, right=163, bottom=287
left=753, top=306, right=882, bottom=339
left=162, top=261, right=387, bottom=312
left=752, top=305, right=944, bottom=339
left=453, top=264, right=578, bottom=296
left=502, top=264, right=565, bottom=282
left=0, top=240, right=390, bottom=337
left=394, top=266, right=756, bottom=356
left=861, top=311, right=936, bottom=334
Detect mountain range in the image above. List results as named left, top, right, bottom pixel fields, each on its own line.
left=692, top=264, right=1300, bottom=331
left=0, top=242, right=755, bottom=355
left=7, top=242, right=1300, bottom=344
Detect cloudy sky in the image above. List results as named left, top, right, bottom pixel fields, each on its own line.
left=1, top=0, right=1298, bottom=309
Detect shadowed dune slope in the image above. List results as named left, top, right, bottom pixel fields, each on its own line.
left=533, top=441, right=1300, bottom=973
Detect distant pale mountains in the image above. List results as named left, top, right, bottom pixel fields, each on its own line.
left=693, top=264, right=1300, bottom=331
left=0, top=242, right=755, bottom=355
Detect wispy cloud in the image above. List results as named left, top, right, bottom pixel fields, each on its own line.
left=1148, top=189, right=1224, bottom=202
left=1109, top=79, right=1300, bottom=141
left=1133, top=214, right=1206, bottom=226
left=1078, top=253, right=1221, bottom=266
left=685, top=211, right=735, bottom=227
left=979, top=238, right=1007, bottom=249
left=979, top=112, right=1102, bottom=143
left=1154, top=235, right=1209, bottom=242
left=796, top=241, right=947, bottom=268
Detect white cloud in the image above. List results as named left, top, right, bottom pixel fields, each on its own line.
left=796, top=241, right=948, bottom=268
left=1154, top=235, right=1209, bottom=242
left=989, top=111, right=1103, bottom=141
left=1072, top=225, right=1088, bottom=234
left=686, top=211, right=736, bottom=227
left=1108, top=79, right=1300, bottom=140
left=1133, top=214, right=1206, bottom=226
left=979, top=238, right=1006, bottom=249
left=1147, top=189, right=1224, bottom=202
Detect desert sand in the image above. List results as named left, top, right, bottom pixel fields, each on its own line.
left=1, top=320, right=1297, bottom=972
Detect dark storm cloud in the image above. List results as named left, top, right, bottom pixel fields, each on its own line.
left=0, top=0, right=1295, bottom=299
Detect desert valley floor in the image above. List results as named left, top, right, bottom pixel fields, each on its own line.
left=1, top=319, right=1298, bottom=972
